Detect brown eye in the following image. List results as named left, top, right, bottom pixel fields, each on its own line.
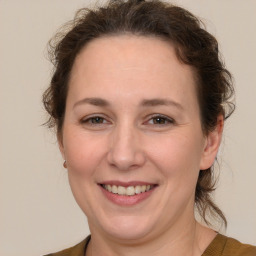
left=152, top=117, right=167, bottom=124
left=90, top=117, right=104, bottom=124
left=147, top=115, right=174, bottom=125
left=81, top=116, right=108, bottom=125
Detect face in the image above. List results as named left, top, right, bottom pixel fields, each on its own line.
left=59, top=35, right=221, bottom=242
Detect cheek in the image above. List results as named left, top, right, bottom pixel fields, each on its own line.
left=148, top=132, right=204, bottom=180
left=63, top=130, right=107, bottom=177
left=62, top=130, right=108, bottom=216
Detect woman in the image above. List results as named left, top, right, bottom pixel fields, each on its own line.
left=43, top=0, right=256, bottom=255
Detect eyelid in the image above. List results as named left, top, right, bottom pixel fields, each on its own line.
left=80, top=114, right=111, bottom=125
left=79, top=113, right=174, bottom=127
left=145, top=114, right=175, bottom=125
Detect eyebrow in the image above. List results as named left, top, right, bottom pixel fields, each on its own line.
left=73, top=97, right=110, bottom=109
left=140, top=98, right=183, bottom=110
left=73, top=97, right=183, bottom=110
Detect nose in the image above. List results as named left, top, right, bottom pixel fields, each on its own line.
left=107, top=124, right=146, bottom=171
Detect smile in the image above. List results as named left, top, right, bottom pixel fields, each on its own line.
left=101, top=184, right=154, bottom=196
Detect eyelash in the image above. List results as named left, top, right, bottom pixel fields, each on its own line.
left=145, top=114, right=175, bottom=126
left=80, top=114, right=175, bottom=127
left=80, top=115, right=110, bottom=125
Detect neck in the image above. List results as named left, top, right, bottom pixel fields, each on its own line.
left=86, top=220, right=216, bottom=256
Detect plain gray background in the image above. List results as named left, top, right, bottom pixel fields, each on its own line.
left=0, top=1, right=256, bottom=255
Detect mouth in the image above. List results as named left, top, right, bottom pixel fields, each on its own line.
left=100, top=184, right=155, bottom=196
left=98, top=181, right=158, bottom=206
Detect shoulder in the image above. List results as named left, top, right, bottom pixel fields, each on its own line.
left=203, top=234, right=256, bottom=256
left=223, top=235, right=256, bottom=256
left=43, top=236, right=90, bottom=256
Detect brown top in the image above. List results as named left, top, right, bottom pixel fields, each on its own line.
left=202, top=234, right=256, bottom=256
left=44, top=234, right=256, bottom=256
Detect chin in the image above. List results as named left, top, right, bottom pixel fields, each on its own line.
left=96, top=214, right=156, bottom=242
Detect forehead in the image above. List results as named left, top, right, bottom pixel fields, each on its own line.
left=72, top=35, right=188, bottom=76
left=69, top=35, right=198, bottom=108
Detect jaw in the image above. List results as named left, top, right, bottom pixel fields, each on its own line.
left=86, top=182, right=195, bottom=244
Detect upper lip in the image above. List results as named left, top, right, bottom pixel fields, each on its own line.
left=99, top=180, right=156, bottom=187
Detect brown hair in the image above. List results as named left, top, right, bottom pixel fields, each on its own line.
left=43, top=0, right=235, bottom=227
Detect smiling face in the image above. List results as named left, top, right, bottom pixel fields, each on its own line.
left=59, top=35, right=221, bottom=242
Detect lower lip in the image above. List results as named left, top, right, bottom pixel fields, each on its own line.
left=99, top=185, right=156, bottom=206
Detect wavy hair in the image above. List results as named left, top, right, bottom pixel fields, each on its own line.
left=43, top=0, right=235, bottom=227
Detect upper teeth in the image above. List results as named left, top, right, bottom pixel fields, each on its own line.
left=102, top=184, right=152, bottom=196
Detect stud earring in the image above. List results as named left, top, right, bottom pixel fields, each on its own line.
left=63, top=160, right=67, bottom=168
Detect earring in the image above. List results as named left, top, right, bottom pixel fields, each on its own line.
left=63, top=160, right=67, bottom=168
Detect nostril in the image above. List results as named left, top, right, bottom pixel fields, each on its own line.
left=107, top=150, right=145, bottom=171
left=106, top=128, right=146, bottom=170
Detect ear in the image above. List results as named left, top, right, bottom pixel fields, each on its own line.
left=200, top=115, right=224, bottom=170
left=57, top=132, right=66, bottom=160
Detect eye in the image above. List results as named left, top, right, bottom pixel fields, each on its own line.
left=80, top=115, right=110, bottom=126
left=146, top=114, right=174, bottom=126
left=88, top=117, right=105, bottom=124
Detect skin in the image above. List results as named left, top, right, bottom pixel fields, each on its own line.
left=59, top=35, right=223, bottom=256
